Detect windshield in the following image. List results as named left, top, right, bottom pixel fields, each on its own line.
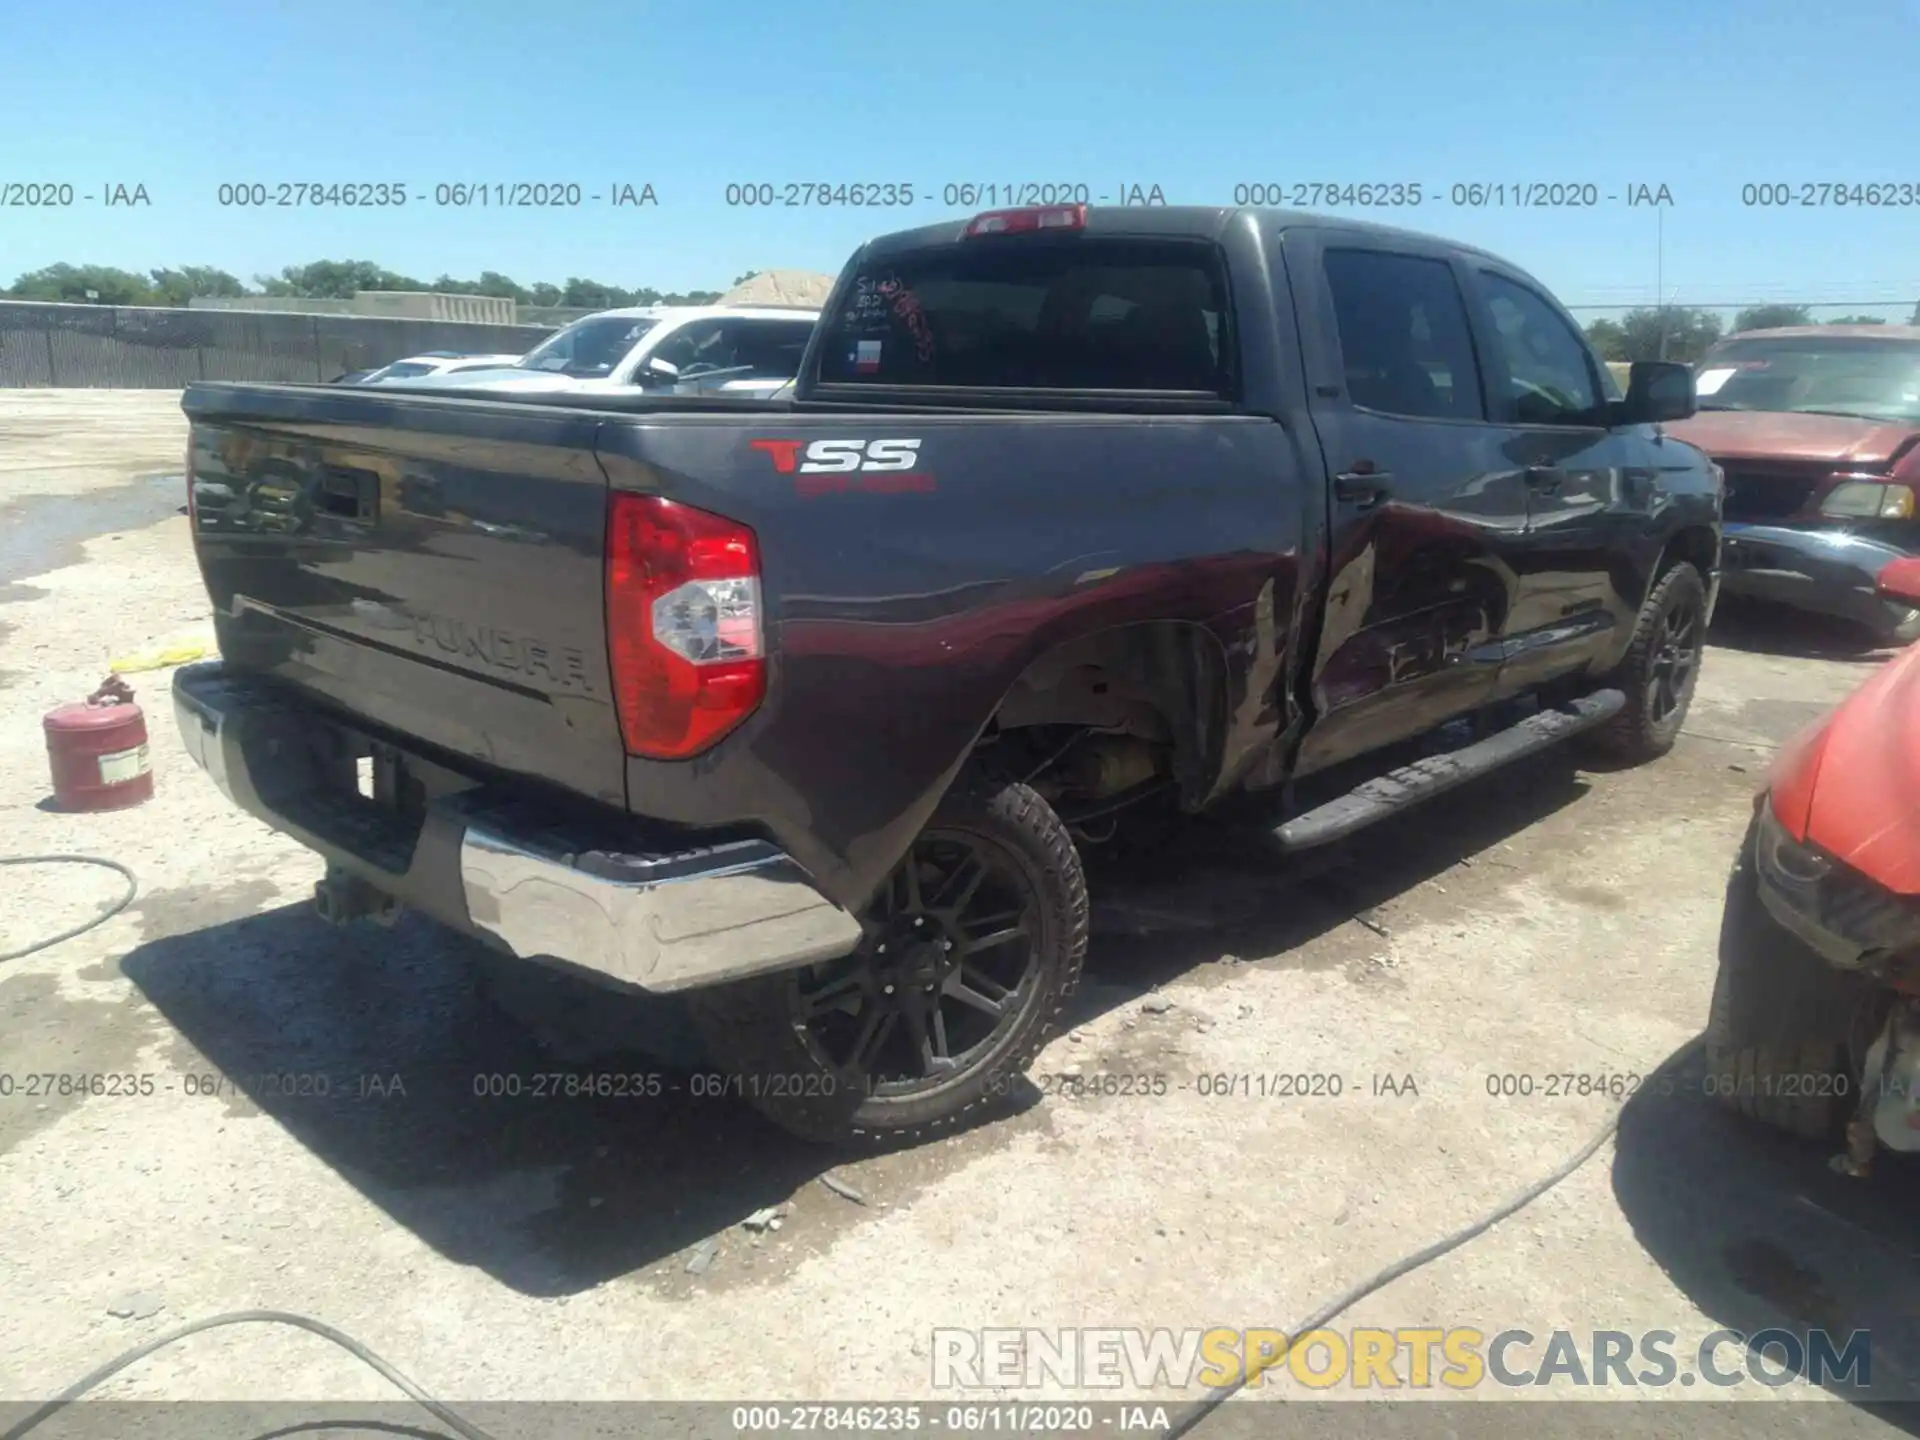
left=516, top=315, right=659, bottom=378
left=1694, top=337, right=1920, bottom=423
left=379, top=361, right=434, bottom=378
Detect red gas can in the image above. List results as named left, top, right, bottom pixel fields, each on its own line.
left=44, top=676, right=155, bottom=811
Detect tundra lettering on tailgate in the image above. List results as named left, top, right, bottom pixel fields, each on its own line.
left=749, top=437, right=937, bottom=497
left=411, top=611, right=594, bottom=692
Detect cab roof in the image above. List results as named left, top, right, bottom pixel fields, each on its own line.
left=855, top=205, right=1512, bottom=268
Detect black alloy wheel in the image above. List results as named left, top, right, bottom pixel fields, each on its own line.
left=1648, top=592, right=1703, bottom=725
left=791, top=829, right=1042, bottom=1095
left=685, top=773, right=1088, bottom=1145
left=1590, top=560, right=1709, bottom=762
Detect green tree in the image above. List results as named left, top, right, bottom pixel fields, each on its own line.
left=6, top=262, right=156, bottom=304
left=1732, top=303, right=1813, bottom=334
left=1583, top=318, right=1629, bottom=361
left=559, top=277, right=637, bottom=308
left=429, top=270, right=530, bottom=302
left=8, top=256, right=733, bottom=311
left=258, top=259, right=426, bottom=297
left=473, top=270, right=529, bottom=301
left=1607, top=307, right=1724, bottom=364
left=1586, top=310, right=1723, bottom=363
left=732, top=271, right=760, bottom=286
left=1820, top=314, right=1885, bottom=325
left=147, top=265, right=247, bottom=305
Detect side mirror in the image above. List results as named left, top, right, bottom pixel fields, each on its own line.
left=1613, top=361, right=1696, bottom=426
left=1877, top=556, right=1920, bottom=607
left=641, top=357, right=680, bottom=385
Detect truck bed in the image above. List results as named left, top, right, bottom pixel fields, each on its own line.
left=183, top=380, right=1308, bottom=911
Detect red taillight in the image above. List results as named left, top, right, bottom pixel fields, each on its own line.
left=605, top=493, right=765, bottom=760
left=964, top=204, right=1086, bottom=237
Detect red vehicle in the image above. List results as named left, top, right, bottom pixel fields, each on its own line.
left=1710, top=556, right=1920, bottom=1170
left=1666, top=326, right=1920, bottom=646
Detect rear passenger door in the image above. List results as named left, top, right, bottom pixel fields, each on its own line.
left=1465, top=265, right=1651, bottom=695
left=1290, top=233, right=1531, bottom=775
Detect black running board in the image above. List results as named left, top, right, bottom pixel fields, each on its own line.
left=1272, top=689, right=1626, bottom=853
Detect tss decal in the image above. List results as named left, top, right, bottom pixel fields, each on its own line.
left=750, top=438, right=936, bottom=496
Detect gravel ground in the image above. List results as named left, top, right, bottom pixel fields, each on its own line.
left=2, top=392, right=1917, bottom=1436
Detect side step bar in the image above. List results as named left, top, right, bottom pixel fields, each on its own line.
left=1273, top=689, right=1626, bottom=853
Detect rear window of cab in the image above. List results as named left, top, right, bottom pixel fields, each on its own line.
left=815, top=239, right=1236, bottom=396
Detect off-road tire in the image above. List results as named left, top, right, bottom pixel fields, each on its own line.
left=1704, top=814, right=1865, bottom=1141
left=1588, top=561, right=1708, bottom=763
left=686, top=773, right=1089, bottom=1145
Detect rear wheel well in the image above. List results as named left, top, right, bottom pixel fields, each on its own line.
left=979, top=622, right=1224, bottom=818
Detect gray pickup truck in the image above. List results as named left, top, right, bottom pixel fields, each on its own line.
left=174, top=203, right=1721, bottom=1143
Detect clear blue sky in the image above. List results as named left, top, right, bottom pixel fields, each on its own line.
left=4, top=0, right=1917, bottom=317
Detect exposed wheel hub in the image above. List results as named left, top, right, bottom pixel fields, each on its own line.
left=788, top=828, right=1041, bottom=1096
left=874, top=916, right=957, bottom=998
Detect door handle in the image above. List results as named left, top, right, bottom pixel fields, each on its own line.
left=1524, top=466, right=1565, bottom=494
left=1334, top=471, right=1393, bottom=507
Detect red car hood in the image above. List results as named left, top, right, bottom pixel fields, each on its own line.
left=1794, top=641, right=1920, bottom=894
left=1665, top=410, right=1920, bottom=468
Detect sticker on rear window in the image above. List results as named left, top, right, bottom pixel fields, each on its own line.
left=853, top=339, right=883, bottom=373
left=1695, top=367, right=1737, bottom=396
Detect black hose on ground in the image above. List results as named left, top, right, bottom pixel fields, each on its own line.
left=0, top=855, right=139, bottom=963
left=1155, top=1050, right=1684, bottom=1437
left=2, top=1064, right=1669, bottom=1440
left=0, top=1310, right=501, bottom=1440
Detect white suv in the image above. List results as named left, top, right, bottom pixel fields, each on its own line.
left=363, top=352, right=525, bottom=384
left=399, top=306, right=818, bottom=398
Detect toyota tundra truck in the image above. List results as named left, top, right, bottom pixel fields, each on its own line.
left=174, top=203, right=1721, bottom=1143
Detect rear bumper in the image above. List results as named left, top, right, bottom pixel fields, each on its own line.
left=172, top=662, right=863, bottom=993
left=1718, top=523, right=1915, bottom=634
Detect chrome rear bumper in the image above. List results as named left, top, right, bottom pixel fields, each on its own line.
left=173, top=662, right=862, bottom=993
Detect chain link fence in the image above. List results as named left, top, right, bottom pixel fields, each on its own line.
left=0, top=301, right=555, bottom=388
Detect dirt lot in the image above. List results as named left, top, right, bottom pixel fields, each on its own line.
left=1, top=392, right=1917, bottom=1435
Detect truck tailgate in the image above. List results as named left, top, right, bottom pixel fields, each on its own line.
left=184, top=384, right=626, bottom=807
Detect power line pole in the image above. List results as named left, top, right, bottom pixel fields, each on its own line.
left=1656, top=207, right=1667, bottom=360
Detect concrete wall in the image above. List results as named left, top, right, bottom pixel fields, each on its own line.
left=189, top=291, right=516, bottom=323
left=0, top=300, right=551, bottom=387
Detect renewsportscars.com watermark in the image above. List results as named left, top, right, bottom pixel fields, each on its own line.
left=932, top=1326, right=1873, bottom=1394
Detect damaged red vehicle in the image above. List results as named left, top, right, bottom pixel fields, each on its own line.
left=1667, top=326, right=1920, bottom=645
left=1709, top=556, right=1920, bottom=1169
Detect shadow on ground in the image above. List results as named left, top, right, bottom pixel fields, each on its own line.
left=1064, top=748, right=1592, bottom=1018
left=117, top=750, right=1595, bottom=1296
left=119, top=901, right=1018, bottom=1297
left=1612, top=1040, right=1920, bottom=1432
left=1710, top=596, right=1899, bottom=663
